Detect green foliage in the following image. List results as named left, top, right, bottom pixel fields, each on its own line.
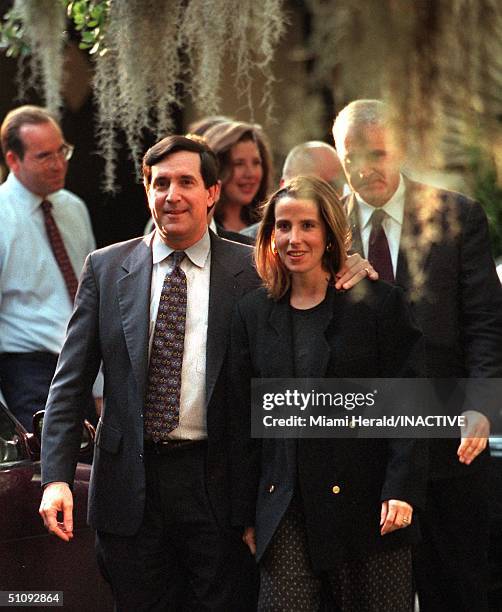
left=67, top=0, right=110, bottom=55
left=0, top=7, right=30, bottom=58
left=0, top=1, right=109, bottom=58
left=469, top=148, right=502, bottom=259
left=0, top=0, right=286, bottom=191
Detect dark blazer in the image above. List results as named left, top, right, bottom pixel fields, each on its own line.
left=230, top=281, right=428, bottom=571
left=216, top=223, right=255, bottom=246
left=346, top=179, right=502, bottom=478
left=41, top=231, right=259, bottom=536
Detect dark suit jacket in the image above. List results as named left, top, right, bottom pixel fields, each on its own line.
left=41, top=231, right=259, bottom=536
left=346, top=179, right=502, bottom=478
left=216, top=224, right=255, bottom=246
left=230, top=281, right=428, bottom=571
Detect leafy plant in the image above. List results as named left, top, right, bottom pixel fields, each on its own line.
left=0, top=6, right=30, bottom=58
left=67, top=0, right=110, bottom=56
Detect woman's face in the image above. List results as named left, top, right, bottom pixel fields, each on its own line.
left=274, top=196, right=328, bottom=278
left=223, top=139, right=263, bottom=207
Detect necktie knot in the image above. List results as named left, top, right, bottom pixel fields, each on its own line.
left=171, top=250, right=185, bottom=269
left=41, top=199, right=52, bottom=213
left=370, top=208, right=387, bottom=229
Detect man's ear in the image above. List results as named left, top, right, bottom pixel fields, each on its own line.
left=207, top=180, right=221, bottom=209
left=5, top=150, right=19, bottom=173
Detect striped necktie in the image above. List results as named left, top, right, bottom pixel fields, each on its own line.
left=41, top=199, right=79, bottom=302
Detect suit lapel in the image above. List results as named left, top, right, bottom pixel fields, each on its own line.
left=117, top=236, right=153, bottom=400
left=265, top=291, right=334, bottom=378
left=396, top=179, right=437, bottom=296
left=206, top=233, right=250, bottom=406
left=346, top=194, right=363, bottom=256
left=265, top=298, right=295, bottom=377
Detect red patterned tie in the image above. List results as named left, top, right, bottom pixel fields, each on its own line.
left=144, top=251, right=187, bottom=442
left=41, top=200, right=79, bottom=302
left=368, top=209, right=394, bottom=283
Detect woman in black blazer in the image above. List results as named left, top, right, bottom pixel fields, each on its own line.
left=229, top=176, right=427, bottom=611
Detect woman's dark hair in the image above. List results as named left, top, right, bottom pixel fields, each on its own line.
left=203, top=121, right=273, bottom=226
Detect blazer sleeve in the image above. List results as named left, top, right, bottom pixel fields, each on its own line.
left=228, top=299, right=262, bottom=527
left=459, top=200, right=502, bottom=378
left=458, top=200, right=502, bottom=419
left=41, top=253, right=102, bottom=487
left=377, top=285, right=429, bottom=510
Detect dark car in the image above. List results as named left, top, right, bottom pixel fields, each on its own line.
left=0, top=403, right=112, bottom=611
left=489, top=438, right=502, bottom=611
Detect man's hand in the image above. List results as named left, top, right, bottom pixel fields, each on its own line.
left=380, top=499, right=413, bottom=535
left=458, top=410, right=490, bottom=465
left=242, top=526, right=256, bottom=555
left=39, top=482, right=74, bottom=542
left=335, top=253, right=379, bottom=290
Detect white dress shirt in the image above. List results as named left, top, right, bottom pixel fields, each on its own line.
left=149, top=230, right=211, bottom=440
left=355, top=174, right=406, bottom=275
left=0, top=172, right=96, bottom=354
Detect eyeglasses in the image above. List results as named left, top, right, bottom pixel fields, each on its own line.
left=31, top=143, right=74, bottom=166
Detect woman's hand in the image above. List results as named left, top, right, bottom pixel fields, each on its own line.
left=380, top=499, right=413, bottom=535
left=242, top=526, right=256, bottom=555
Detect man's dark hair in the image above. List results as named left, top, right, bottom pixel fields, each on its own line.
left=1, top=105, right=59, bottom=159
left=142, top=135, right=219, bottom=188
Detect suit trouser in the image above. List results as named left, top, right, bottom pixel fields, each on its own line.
left=96, top=441, right=258, bottom=612
left=413, top=470, right=490, bottom=612
left=0, top=352, right=59, bottom=431
left=0, top=352, right=97, bottom=432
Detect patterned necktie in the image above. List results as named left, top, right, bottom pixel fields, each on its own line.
left=40, top=200, right=79, bottom=302
left=144, top=251, right=187, bottom=442
left=368, top=209, right=394, bottom=283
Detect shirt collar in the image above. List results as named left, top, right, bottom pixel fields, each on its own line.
left=356, top=174, right=406, bottom=229
left=152, top=228, right=211, bottom=268
left=5, top=172, right=45, bottom=214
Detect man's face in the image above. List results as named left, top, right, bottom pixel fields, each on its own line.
left=6, top=121, right=69, bottom=197
left=146, top=150, right=220, bottom=249
left=337, top=123, right=403, bottom=207
left=313, top=149, right=346, bottom=196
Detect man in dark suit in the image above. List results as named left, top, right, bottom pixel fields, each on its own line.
left=332, top=99, right=502, bottom=611
left=39, top=135, right=259, bottom=611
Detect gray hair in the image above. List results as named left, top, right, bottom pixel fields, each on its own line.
left=332, top=99, right=390, bottom=151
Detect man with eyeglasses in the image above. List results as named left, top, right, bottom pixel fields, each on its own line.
left=0, top=105, right=99, bottom=431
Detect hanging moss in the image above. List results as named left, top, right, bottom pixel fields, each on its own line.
left=3, top=0, right=66, bottom=115
left=0, top=0, right=286, bottom=192
left=306, top=0, right=502, bottom=171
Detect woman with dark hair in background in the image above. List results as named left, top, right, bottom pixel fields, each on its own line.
left=204, top=120, right=273, bottom=232
left=229, top=175, right=427, bottom=611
